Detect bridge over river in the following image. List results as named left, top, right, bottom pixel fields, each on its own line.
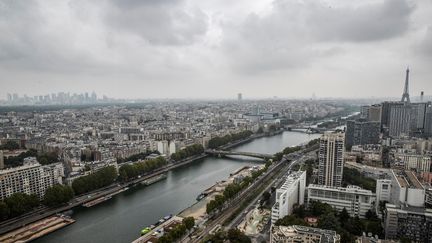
left=205, top=149, right=273, bottom=160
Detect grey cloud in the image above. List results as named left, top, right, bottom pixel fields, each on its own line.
left=304, top=0, right=414, bottom=42
left=105, top=0, right=208, bottom=45
left=220, top=0, right=414, bottom=74
left=416, top=26, right=432, bottom=58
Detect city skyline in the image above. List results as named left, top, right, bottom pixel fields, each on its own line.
left=1, top=0, right=432, bottom=99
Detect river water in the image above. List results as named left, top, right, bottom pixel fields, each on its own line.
left=35, top=131, right=320, bottom=243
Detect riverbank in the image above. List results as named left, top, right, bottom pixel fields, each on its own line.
left=32, top=131, right=320, bottom=243
left=0, top=215, right=75, bottom=243
left=0, top=131, right=280, bottom=236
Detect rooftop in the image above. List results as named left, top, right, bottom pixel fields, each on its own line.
left=272, top=225, right=340, bottom=243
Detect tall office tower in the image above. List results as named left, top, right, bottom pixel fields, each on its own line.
left=368, top=104, right=382, bottom=122
left=421, top=91, right=424, bottom=102
left=425, top=104, right=432, bottom=138
left=360, top=106, right=370, bottom=119
left=345, top=120, right=380, bottom=148
left=414, top=102, right=428, bottom=132
left=318, top=132, right=345, bottom=187
left=237, top=93, right=242, bottom=101
left=401, top=67, right=411, bottom=103
left=389, top=103, right=415, bottom=137
left=380, top=101, right=402, bottom=128
left=0, top=150, right=4, bottom=170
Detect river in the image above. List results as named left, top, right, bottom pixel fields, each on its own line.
left=35, top=131, right=320, bottom=243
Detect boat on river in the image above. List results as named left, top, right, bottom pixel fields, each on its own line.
left=141, top=173, right=167, bottom=186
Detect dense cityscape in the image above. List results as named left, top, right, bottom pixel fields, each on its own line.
left=2, top=0, right=432, bottom=242
left=0, top=67, right=431, bottom=242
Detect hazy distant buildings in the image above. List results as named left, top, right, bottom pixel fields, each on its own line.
left=318, top=132, right=345, bottom=187
left=425, top=104, right=432, bottom=137
left=345, top=120, right=380, bottom=148
left=237, top=93, right=242, bottom=101
left=368, top=104, right=382, bottom=122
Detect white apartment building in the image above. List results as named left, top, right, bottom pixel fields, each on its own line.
left=307, top=184, right=375, bottom=219
left=271, top=171, right=306, bottom=224
left=318, top=132, right=345, bottom=187
left=0, top=157, right=64, bottom=200
left=396, top=153, right=431, bottom=173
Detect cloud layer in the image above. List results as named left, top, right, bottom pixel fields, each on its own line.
left=0, top=0, right=431, bottom=99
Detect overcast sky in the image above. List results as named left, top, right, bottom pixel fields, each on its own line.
left=0, top=0, right=431, bottom=99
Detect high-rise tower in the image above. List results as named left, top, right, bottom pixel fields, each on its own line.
left=401, top=67, right=411, bottom=103
left=318, top=132, right=345, bottom=187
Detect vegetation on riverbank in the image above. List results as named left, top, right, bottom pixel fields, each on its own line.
left=72, top=166, right=118, bottom=195
left=170, top=144, right=204, bottom=162
left=118, top=157, right=167, bottom=182
left=117, top=150, right=160, bottom=163
left=206, top=161, right=271, bottom=214
left=156, top=217, right=195, bottom=243
left=208, top=130, right=253, bottom=149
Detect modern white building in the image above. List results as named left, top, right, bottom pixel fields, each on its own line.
left=157, top=140, right=169, bottom=155
left=307, top=184, right=375, bottom=219
left=271, top=171, right=306, bottom=224
left=396, top=153, right=432, bottom=173
left=318, top=132, right=345, bottom=187
left=0, top=157, right=64, bottom=200
left=389, top=170, right=425, bottom=207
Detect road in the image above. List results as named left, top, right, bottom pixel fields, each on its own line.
left=227, top=150, right=316, bottom=230
left=188, top=154, right=293, bottom=243
left=188, top=149, right=317, bottom=243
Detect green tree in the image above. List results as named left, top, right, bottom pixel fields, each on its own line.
left=72, top=166, right=117, bottom=195
left=43, top=184, right=74, bottom=207
left=338, top=208, right=350, bottom=224
left=0, top=141, right=20, bottom=150
left=5, top=193, right=39, bottom=217
left=318, top=212, right=340, bottom=231
left=275, top=215, right=307, bottom=226
left=226, top=228, right=251, bottom=243
left=183, top=216, right=195, bottom=230
left=0, top=201, right=10, bottom=220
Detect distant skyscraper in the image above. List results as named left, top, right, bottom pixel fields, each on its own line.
left=389, top=104, right=415, bottom=137
left=368, top=104, right=382, bottom=122
left=0, top=150, right=4, bottom=170
left=237, top=93, right=242, bottom=101
left=425, top=104, right=432, bottom=138
left=401, top=67, right=411, bottom=103
left=318, top=132, right=345, bottom=187
left=345, top=119, right=380, bottom=148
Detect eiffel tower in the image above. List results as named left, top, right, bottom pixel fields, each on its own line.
left=401, top=67, right=410, bottom=103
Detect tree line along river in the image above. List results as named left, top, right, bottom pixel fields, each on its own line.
left=35, top=131, right=320, bottom=243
